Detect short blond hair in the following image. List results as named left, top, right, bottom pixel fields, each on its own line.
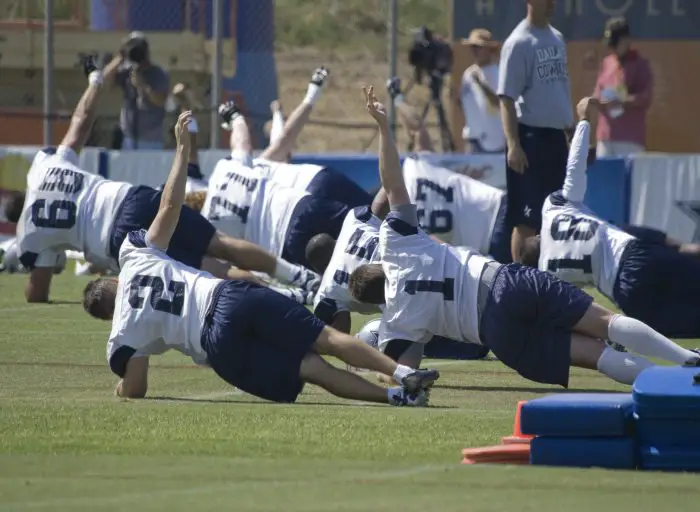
left=185, top=190, right=207, bottom=212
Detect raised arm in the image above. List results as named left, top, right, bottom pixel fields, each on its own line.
left=562, top=97, right=597, bottom=203
left=146, top=111, right=192, bottom=250
left=363, top=85, right=410, bottom=208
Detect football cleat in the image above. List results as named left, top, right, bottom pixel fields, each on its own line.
left=292, top=268, right=321, bottom=295
left=310, top=66, right=329, bottom=87
left=389, top=387, right=430, bottom=407
left=218, top=101, right=241, bottom=131
left=81, top=54, right=99, bottom=78
left=386, top=76, right=402, bottom=99
left=401, top=368, right=440, bottom=395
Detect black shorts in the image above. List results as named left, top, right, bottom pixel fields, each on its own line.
left=506, top=124, right=569, bottom=230
left=614, top=239, right=700, bottom=338
left=307, top=167, right=373, bottom=208
left=479, top=263, right=593, bottom=387
left=110, top=185, right=215, bottom=269
left=200, top=281, right=326, bottom=402
left=282, top=195, right=349, bottom=268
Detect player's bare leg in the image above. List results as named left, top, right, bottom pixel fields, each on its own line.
left=573, top=302, right=699, bottom=365
left=299, top=353, right=429, bottom=406
left=511, top=225, right=536, bottom=263
left=258, top=67, right=329, bottom=162
left=219, top=100, right=253, bottom=160
left=313, top=327, right=440, bottom=394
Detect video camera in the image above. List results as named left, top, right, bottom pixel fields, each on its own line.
left=408, top=26, right=453, bottom=85
left=121, top=32, right=150, bottom=65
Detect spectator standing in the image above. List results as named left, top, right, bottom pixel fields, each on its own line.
left=498, top=0, right=573, bottom=262
left=458, top=29, right=505, bottom=154
left=115, top=32, right=170, bottom=150
left=594, top=18, right=653, bottom=157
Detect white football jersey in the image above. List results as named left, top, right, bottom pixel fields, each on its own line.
left=186, top=177, right=208, bottom=194
left=16, top=146, right=131, bottom=271
left=313, top=206, right=383, bottom=321
left=106, top=230, right=221, bottom=371
left=538, top=121, right=634, bottom=300
left=403, top=155, right=504, bottom=253
left=378, top=209, right=490, bottom=350
left=203, top=158, right=307, bottom=257
left=252, top=158, right=323, bottom=192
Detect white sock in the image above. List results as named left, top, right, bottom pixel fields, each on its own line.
left=608, top=314, right=697, bottom=365
left=394, top=93, right=405, bottom=106
left=270, top=110, right=285, bottom=144
left=392, top=364, right=413, bottom=384
left=303, top=83, right=322, bottom=106
left=596, top=346, right=654, bottom=385
left=88, top=70, right=103, bottom=86
left=273, top=258, right=301, bottom=284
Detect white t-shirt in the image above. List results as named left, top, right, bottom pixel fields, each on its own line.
left=252, top=158, right=323, bottom=192
left=16, top=146, right=131, bottom=271
left=106, top=230, right=221, bottom=375
left=378, top=205, right=490, bottom=351
left=313, top=206, right=383, bottom=321
left=203, top=157, right=308, bottom=257
left=460, top=63, right=505, bottom=152
left=539, top=121, right=634, bottom=300
left=403, top=155, right=504, bottom=254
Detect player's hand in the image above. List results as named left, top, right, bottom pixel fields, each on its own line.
left=576, top=96, right=599, bottom=122
left=507, top=144, right=528, bottom=174
left=363, top=85, right=388, bottom=126
left=310, top=66, right=329, bottom=87
left=174, top=111, right=193, bottom=148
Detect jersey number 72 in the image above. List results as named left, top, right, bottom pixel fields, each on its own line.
left=129, top=275, right=185, bottom=316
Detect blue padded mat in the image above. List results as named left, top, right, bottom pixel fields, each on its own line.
left=640, top=445, right=700, bottom=471
left=635, top=415, right=700, bottom=447
left=633, top=366, right=700, bottom=419
left=520, top=393, right=634, bottom=437
left=531, top=437, right=636, bottom=469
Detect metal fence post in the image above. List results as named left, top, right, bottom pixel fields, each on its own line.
left=43, top=0, right=54, bottom=146
left=210, top=0, right=223, bottom=149
left=388, top=0, right=398, bottom=138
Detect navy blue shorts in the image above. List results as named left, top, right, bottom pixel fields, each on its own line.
left=620, top=225, right=667, bottom=246
left=479, top=263, right=593, bottom=387
left=200, top=280, right=325, bottom=402
left=282, top=195, right=349, bottom=268
left=307, top=168, right=373, bottom=208
left=613, top=240, right=700, bottom=338
left=110, top=185, right=215, bottom=269
left=506, top=124, right=568, bottom=230
left=488, top=196, right=512, bottom=264
left=424, top=336, right=490, bottom=360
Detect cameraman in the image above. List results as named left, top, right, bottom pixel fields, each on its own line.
left=114, top=32, right=170, bottom=150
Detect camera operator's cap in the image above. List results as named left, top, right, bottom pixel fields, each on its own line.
left=603, top=17, right=630, bottom=46
left=463, top=29, right=499, bottom=48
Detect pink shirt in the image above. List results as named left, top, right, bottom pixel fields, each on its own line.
left=594, top=50, right=653, bottom=146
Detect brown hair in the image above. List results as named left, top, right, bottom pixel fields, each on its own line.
left=348, top=264, right=387, bottom=305
left=83, top=278, right=118, bottom=320
left=185, top=190, right=207, bottom=213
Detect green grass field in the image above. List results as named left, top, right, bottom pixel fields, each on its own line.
left=1, top=268, right=699, bottom=511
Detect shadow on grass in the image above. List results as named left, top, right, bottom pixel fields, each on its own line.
left=49, top=300, right=82, bottom=305
left=145, top=396, right=459, bottom=409
left=436, top=384, right=623, bottom=394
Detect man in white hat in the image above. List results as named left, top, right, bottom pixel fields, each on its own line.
left=457, top=29, right=505, bottom=154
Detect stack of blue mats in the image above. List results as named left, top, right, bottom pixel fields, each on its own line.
left=520, top=393, right=637, bottom=469
left=633, top=366, right=700, bottom=471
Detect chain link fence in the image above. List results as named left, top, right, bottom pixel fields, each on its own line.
left=0, top=0, right=452, bottom=152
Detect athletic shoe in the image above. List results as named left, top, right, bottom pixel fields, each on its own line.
left=389, top=387, right=430, bottom=407
left=401, top=368, right=440, bottom=395
left=386, top=76, right=402, bottom=99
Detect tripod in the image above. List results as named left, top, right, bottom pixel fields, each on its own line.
left=418, top=72, right=455, bottom=153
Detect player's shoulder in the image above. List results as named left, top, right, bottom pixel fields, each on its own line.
left=118, top=229, right=152, bottom=267
left=382, top=210, right=419, bottom=238
left=546, top=190, right=568, bottom=208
